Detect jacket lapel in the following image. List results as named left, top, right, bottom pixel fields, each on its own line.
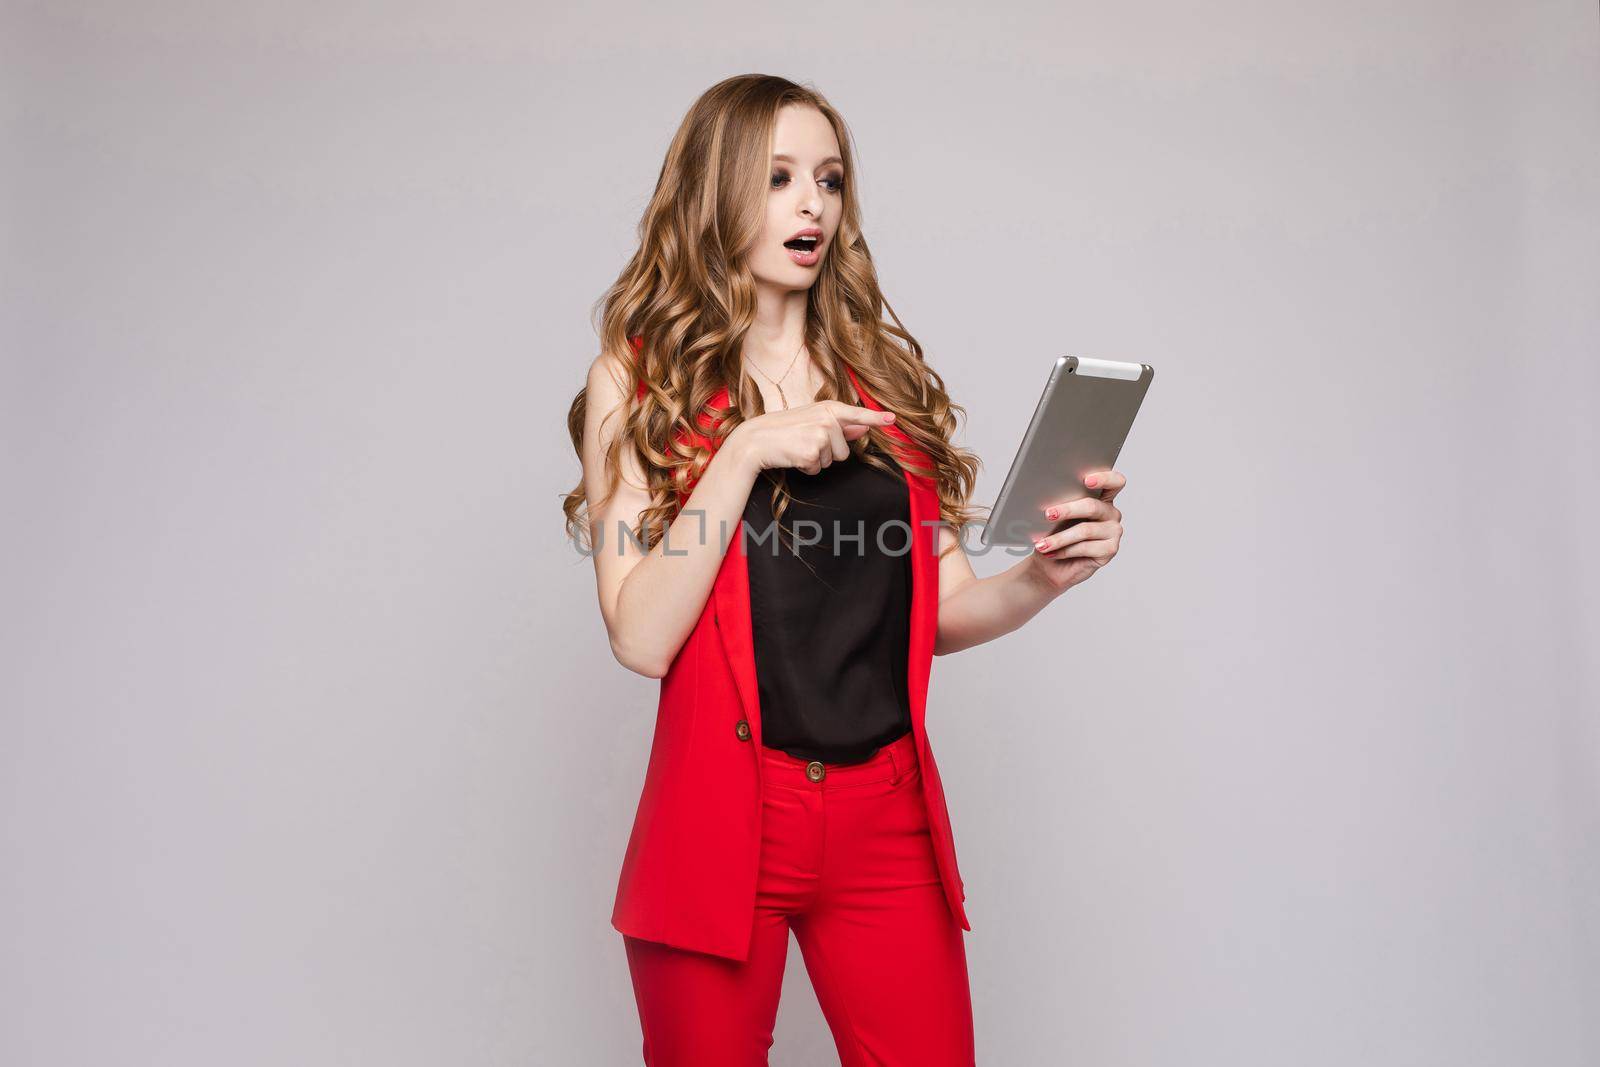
left=711, top=484, right=764, bottom=750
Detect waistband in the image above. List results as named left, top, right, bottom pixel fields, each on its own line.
left=760, top=728, right=918, bottom=789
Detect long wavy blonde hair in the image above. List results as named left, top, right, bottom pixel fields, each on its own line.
left=563, top=74, right=983, bottom=554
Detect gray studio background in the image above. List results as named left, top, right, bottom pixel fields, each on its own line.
left=5, top=2, right=1597, bottom=1064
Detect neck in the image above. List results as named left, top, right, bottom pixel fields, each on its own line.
left=744, top=286, right=809, bottom=365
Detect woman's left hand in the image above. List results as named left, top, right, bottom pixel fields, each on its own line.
left=1024, top=469, right=1126, bottom=595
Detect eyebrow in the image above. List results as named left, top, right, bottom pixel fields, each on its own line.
left=772, top=153, right=843, bottom=167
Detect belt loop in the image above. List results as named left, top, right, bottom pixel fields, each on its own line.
left=889, top=741, right=903, bottom=783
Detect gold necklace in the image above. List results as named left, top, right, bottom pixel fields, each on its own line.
left=747, top=336, right=807, bottom=409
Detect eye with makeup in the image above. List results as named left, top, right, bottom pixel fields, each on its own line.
left=770, top=169, right=845, bottom=193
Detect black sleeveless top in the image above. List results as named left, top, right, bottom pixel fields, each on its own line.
left=742, top=443, right=914, bottom=765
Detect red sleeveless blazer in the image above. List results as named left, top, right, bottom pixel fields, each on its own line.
left=611, top=335, right=969, bottom=961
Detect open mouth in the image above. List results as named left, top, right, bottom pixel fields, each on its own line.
left=783, top=232, right=822, bottom=265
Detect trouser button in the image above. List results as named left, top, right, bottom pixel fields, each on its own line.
left=806, top=761, right=825, bottom=782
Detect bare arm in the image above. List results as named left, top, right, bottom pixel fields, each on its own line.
left=933, top=469, right=1129, bottom=655
left=580, top=352, right=759, bottom=678
left=931, top=523, right=1059, bottom=656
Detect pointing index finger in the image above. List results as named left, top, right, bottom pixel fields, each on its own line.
left=827, top=401, right=897, bottom=426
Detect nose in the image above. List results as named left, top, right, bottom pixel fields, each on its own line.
left=799, top=177, right=824, bottom=219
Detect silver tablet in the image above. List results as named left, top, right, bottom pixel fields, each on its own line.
left=980, top=356, right=1155, bottom=548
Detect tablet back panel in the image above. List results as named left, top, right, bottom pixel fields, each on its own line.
left=981, top=356, right=1154, bottom=548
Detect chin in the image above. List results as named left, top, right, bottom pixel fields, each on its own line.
left=753, top=267, right=821, bottom=292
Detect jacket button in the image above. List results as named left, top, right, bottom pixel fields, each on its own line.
left=806, top=761, right=825, bottom=782
left=734, top=719, right=751, bottom=741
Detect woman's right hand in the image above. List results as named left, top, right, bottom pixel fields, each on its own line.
left=727, top=400, right=898, bottom=477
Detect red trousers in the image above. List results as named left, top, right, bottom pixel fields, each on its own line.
left=622, top=729, right=976, bottom=1066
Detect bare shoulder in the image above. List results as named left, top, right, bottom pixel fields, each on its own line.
left=584, top=348, right=640, bottom=442
left=587, top=348, right=635, bottom=401
left=581, top=348, right=652, bottom=496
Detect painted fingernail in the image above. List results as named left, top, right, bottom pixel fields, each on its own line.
left=1085, top=475, right=1098, bottom=487
left=1046, top=507, right=1058, bottom=519
left=1033, top=539, right=1047, bottom=551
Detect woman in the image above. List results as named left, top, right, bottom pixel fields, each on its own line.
left=563, top=75, right=1127, bottom=1066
